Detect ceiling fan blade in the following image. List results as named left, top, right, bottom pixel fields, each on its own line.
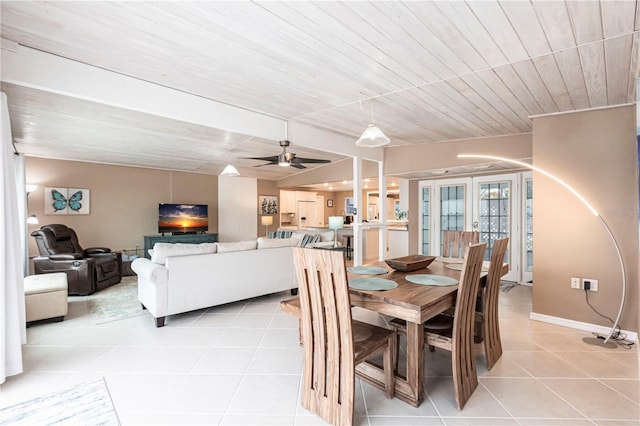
left=243, top=142, right=329, bottom=168
left=244, top=156, right=278, bottom=162
left=291, top=157, right=331, bottom=164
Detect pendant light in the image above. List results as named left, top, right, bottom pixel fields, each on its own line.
left=220, top=150, right=240, bottom=177
left=220, top=163, right=240, bottom=176
left=355, top=100, right=390, bottom=148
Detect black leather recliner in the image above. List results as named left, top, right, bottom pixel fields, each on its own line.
left=31, top=224, right=122, bottom=295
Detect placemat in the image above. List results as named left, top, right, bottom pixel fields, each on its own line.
left=445, top=263, right=489, bottom=272
left=347, top=265, right=389, bottom=275
left=435, top=257, right=464, bottom=264
left=348, top=277, right=398, bottom=291
left=405, top=274, right=458, bottom=286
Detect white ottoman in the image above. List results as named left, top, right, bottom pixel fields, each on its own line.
left=24, top=273, right=68, bottom=323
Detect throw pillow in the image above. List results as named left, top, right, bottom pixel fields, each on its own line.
left=268, top=230, right=293, bottom=239
left=298, top=234, right=320, bottom=247
left=216, top=239, right=258, bottom=253
left=257, top=237, right=300, bottom=249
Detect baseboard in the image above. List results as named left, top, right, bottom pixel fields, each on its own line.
left=529, top=312, right=638, bottom=343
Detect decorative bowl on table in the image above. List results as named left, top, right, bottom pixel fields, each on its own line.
left=384, top=255, right=436, bottom=272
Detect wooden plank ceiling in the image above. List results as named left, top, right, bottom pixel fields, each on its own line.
left=1, top=1, right=638, bottom=180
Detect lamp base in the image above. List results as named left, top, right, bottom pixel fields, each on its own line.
left=582, top=335, right=617, bottom=349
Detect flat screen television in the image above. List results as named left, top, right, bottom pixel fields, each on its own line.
left=158, top=203, right=208, bottom=234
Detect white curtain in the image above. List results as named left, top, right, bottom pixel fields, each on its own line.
left=1, top=91, right=25, bottom=383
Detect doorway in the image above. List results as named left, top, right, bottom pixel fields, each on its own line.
left=419, top=173, right=532, bottom=283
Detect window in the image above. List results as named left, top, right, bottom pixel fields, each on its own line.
left=345, top=197, right=356, bottom=214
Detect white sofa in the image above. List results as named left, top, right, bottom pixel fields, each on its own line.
left=131, top=237, right=300, bottom=327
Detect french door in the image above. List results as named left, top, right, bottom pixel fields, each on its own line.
left=521, top=172, right=533, bottom=284
left=419, top=173, right=531, bottom=283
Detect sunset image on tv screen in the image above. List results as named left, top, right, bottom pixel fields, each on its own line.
left=158, top=204, right=208, bottom=233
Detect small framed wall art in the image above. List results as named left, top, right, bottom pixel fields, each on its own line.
left=259, top=195, right=278, bottom=215
left=327, top=199, right=334, bottom=208
left=44, top=187, right=90, bottom=215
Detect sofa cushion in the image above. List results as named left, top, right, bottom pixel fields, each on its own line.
left=268, top=230, right=293, bottom=239
left=257, top=237, right=300, bottom=249
left=317, top=230, right=335, bottom=242
left=151, top=243, right=217, bottom=264
left=216, top=239, right=258, bottom=253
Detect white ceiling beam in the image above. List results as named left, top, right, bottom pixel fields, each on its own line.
left=288, top=120, right=383, bottom=161
left=1, top=41, right=379, bottom=161
left=1, top=41, right=283, bottom=140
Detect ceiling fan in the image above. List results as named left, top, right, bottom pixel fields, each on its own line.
left=245, top=140, right=331, bottom=169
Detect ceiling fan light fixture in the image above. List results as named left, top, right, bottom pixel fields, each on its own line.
left=278, top=153, right=290, bottom=167
left=221, top=163, right=240, bottom=176
left=355, top=124, right=390, bottom=148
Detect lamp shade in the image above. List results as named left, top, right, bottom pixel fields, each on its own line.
left=261, top=216, right=273, bottom=226
left=26, top=214, right=39, bottom=225
left=220, top=164, right=240, bottom=176
left=355, top=124, right=390, bottom=148
left=328, top=216, right=344, bottom=230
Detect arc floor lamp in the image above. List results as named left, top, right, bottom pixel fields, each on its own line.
left=459, top=154, right=626, bottom=345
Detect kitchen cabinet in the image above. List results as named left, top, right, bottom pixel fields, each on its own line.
left=280, top=190, right=296, bottom=213
left=296, top=191, right=316, bottom=202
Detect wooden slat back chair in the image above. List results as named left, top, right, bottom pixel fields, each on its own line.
left=442, top=231, right=480, bottom=258
left=425, top=242, right=486, bottom=410
left=293, top=247, right=396, bottom=425
left=477, top=237, right=509, bottom=370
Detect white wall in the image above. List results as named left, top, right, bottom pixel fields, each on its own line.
left=218, top=176, right=257, bottom=242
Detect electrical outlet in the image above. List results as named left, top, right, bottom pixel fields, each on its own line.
left=583, top=278, right=598, bottom=292
left=571, top=277, right=581, bottom=289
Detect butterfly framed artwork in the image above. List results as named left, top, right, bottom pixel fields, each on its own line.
left=44, top=187, right=90, bottom=215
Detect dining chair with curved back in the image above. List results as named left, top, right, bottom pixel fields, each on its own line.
left=293, top=247, right=396, bottom=425
left=424, top=242, right=486, bottom=410
left=477, top=237, right=509, bottom=370
left=442, top=230, right=480, bottom=258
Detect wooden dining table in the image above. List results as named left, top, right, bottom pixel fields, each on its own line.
left=280, top=258, right=509, bottom=407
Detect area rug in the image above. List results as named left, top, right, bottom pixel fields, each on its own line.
left=0, top=378, right=120, bottom=425
left=87, top=276, right=146, bottom=324
left=500, top=281, right=516, bottom=292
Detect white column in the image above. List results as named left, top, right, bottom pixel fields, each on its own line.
left=378, top=162, right=387, bottom=261
left=352, top=156, right=363, bottom=266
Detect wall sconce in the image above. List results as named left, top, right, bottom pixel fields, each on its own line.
left=26, top=214, right=38, bottom=225
left=261, top=215, right=273, bottom=237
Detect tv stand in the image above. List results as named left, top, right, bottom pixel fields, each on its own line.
left=144, top=233, right=218, bottom=259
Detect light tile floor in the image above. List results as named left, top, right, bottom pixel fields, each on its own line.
left=1, top=281, right=638, bottom=425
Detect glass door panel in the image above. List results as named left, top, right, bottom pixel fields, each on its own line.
left=472, top=174, right=518, bottom=282
left=439, top=183, right=467, bottom=253
left=522, top=172, right=533, bottom=283
left=478, top=182, right=511, bottom=261
left=421, top=186, right=431, bottom=255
